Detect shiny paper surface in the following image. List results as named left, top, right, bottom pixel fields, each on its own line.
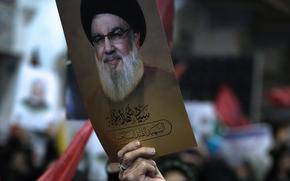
left=56, top=0, right=196, bottom=161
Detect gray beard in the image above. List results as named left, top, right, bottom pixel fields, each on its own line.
left=96, top=46, right=144, bottom=102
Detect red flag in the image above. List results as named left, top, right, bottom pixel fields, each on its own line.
left=267, top=86, right=290, bottom=107
left=156, top=0, right=174, bottom=48
left=214, top=86, right=249, bottom=127
left=38, top=121, right=93, bottom=181
left=174, top=62, right=188, bottom=80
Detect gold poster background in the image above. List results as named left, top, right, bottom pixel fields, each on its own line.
left=56, top=0, right=196, bottom=161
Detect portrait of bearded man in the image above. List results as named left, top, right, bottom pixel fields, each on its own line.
left=91, top=13, right=144, bottom=102
left=60, top=0, right=196, bottom=177
left=80, top=0, right=175, bottom=103
left=60, top=0, right=196, bottom=158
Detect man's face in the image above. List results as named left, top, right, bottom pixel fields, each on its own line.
left=91, top=14, right=139, bottom=72
left=91, top=14, right=144, bottom=102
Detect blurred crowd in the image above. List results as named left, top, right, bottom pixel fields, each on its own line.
left=0, top=105, right=289, bottom=181
left=0, top=124, right=59, bottom=180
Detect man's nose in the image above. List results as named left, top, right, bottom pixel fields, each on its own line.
left=104, top=37, right=114, bottom=53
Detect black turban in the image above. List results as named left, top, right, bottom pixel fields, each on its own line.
left=80, top=0, right=146, bottom=46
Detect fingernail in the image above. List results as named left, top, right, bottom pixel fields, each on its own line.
left=135, top=141, right=140, bottom=147
left=149, top=148, right=155, bottom=154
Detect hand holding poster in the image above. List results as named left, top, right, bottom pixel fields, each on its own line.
left=56, top=0, right=196, bottom=161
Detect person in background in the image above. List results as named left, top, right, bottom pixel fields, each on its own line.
left=264, top=141, right=290, bottom=181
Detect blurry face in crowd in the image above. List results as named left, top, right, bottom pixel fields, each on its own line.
left=91, top=14, right=144, bottom=102
left=164, top=170, right=187, bottom=181
left=31, top=80, right=45, bottom=98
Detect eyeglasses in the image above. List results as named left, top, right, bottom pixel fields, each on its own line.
left=91, top=27, right=131, bottom=49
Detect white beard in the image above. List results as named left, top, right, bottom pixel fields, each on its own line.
left=96, top=45, right=144, bottom=102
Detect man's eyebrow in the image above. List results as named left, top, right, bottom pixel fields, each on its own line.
left=110, top=26, right=126, bottom=32
left=91, top=26, right=127, bottom=37
left=91, top=32, right=101, bottom=38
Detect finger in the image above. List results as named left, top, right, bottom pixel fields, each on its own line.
left=135, top=159, right=165, bottom=180
left=121, top=147, right=156, bottom=168
left=117, top=140, right=141, bottom=162
left=119, top=158, right=156, bottom=181
left=146, top=160, right=158, bottom=178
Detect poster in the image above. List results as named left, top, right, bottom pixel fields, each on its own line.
left=11, top=64, right=60, bottom=131
left=56, top=0, right=196, bottom=161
